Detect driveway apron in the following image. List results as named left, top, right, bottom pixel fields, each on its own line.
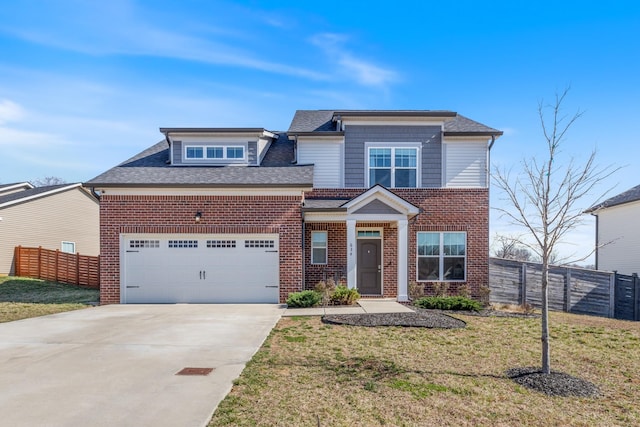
left=0, top=304, right=284, bottom=427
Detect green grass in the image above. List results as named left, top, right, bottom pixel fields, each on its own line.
left=0, top=276, right=99, bottom=322
left=209, top=312, right=640, bottom=427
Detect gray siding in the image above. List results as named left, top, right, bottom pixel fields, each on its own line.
left=248, top=141, right=258, bottom=165
left=344, top=125, right=442, bottom=188
left=354, top=199, right=401, bottom=215
left=172, top=141, right=182, bottom=164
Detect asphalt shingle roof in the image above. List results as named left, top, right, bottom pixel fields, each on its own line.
left=586, top=184, right=640, bottom=212
left=84, top=135, right=314, bottom=187
left=287, top=110, right=502, bottom=136
left=0, top=184, right=74, bottom=206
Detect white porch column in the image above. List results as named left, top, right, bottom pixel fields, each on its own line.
left=346, top=219, right=357, bottom=290
left=397, top=219, right=409, bottom=301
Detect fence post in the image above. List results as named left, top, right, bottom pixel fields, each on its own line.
left=634, top=273, right=639, bottom=322
left=14, top=246, right=21, bottom=276
left=76, top=252, right=80, bottom=285
left=521, top=262, right=527, bottom=305
left=565, top=268, right=572, bottom=312
left=609, top=272, right=616, bottom=318
left=38, top=246, right=42, bottom=279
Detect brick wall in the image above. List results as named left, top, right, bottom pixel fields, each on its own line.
left=306, top=188, right=489, bottom=298
left=99, top=194, right=303, bottom=304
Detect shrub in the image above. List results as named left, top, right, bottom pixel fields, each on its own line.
left=413, top=296, right=481, bottom=311
left=286, top=290, right=321, bottom=308
left=330, top=285, right=360, bottom=305
left=315, top=278, right=337, bottom=306
left=432, top=281, right=449, bottom=297
left=456, top=284, right=470, bottom=298
left=478, top=285, right=491, bottom=306
left=408, top=281, right=424, bottom=301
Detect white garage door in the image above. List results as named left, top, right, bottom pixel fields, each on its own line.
left=121, top=234, right=279, bottom=303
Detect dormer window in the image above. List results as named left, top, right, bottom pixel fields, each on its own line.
left=184, top=145, right=245, bottom=162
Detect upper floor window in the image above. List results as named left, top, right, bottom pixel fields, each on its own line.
left=185, top=145, right=245, bottom=161
left=368, top=147, right=418, bottom=188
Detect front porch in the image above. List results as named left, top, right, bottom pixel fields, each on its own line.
left=302, top=185, right=419, bottom=301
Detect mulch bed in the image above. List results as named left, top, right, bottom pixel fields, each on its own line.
left=506, top=367, right=601, bottom=397
left=322, top=310, right=466, bottom=328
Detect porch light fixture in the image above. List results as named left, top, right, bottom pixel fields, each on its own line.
left=195, top=212, right=202, bottom=222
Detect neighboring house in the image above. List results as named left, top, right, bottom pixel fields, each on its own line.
left=586, top=184, right=640, bottom=274
left=85, top=110, right=502, bottom=304
left=0, top=183, right=100, bottom=275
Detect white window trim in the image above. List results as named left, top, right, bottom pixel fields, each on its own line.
left=61, top=241, right=76, bottom=254
left=183, top=144, right=246, bottom=162
left=311, top=231, right=328, bottom=265
left=365, top=143, right=421, bottom=188
left=416, top=231, right=467, bottom=282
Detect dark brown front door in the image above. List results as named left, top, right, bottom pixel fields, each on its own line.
left=357, top=239, right=381, bottom=295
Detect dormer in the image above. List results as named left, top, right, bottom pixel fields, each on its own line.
left=160, top=128, right=277, bottom=166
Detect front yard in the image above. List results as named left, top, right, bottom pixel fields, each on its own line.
left=0, top=276, right=99, bottom=322
left=210, top=311, right=640, bottom=426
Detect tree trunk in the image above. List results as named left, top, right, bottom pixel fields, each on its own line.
left=541, top=263, right=551, bottom=374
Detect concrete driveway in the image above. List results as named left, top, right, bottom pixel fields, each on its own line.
left=0, top=304, right=284, bottom=427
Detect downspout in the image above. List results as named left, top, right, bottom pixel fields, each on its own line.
left=301, top=210, right=306, bottom=291
left=487, top=134, right=497, bottom=290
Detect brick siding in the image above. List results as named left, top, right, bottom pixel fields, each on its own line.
left=99, top=194, right=303, bottom=304
left=305, top=188, right=489, bottom=298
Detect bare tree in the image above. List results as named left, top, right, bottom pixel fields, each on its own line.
left=492, top=89, right=617, bottom=374
left=31, top=176, right=67, bottom=187
left=492, top=234, right=533, bottom=261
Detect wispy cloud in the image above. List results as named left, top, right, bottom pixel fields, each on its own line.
left=310, top=33, right=398, bottom=88
left=0, top=99, right=25, bottom=125
left=0, top=2, right=328, bottom=82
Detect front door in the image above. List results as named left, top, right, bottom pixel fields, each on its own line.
left=357, top=239, right=381, bottom=295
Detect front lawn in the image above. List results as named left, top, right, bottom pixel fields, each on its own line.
left=209, top=312, right=640, bottom=426
left=0, top=276, right=99, bottom=322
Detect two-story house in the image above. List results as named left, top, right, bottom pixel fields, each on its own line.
left=85, top=110, right=502, bottom=304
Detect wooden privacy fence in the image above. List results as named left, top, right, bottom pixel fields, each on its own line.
left=490, top=257, right=640, bottom=321
left=14, top=246, right=100, bottom=288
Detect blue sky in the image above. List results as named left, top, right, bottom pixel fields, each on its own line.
left=1, top=1, right=639, bottom=263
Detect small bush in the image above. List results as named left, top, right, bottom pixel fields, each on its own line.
left=414, top=296, right=482, bottom=311
left=315, top=278, right=337, bottom=306
left=432, top=281, right=449, bottom=297
left=330, top=285, right=360, bottom=305
left=286, top=290, right=321, bottom=308
left=478, top=285, right=491, bottom=306
left=456, top=284, right=470, bottom=298
left=408, top=281, right=424, bottom=301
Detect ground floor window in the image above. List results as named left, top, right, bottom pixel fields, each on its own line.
left=61, top=241, right=76, bottom=254
left=311, top=231, right=328, bottom=264
left=417, top=232, right=466, bottom=281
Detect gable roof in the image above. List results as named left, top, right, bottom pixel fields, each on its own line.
left=84, top=133, right=314, bottom=187
left=0, top=182, right=35, bottom=195
left=288, top=110, right=502, bottom=136
left=0, top=183, right=91, bottom=208
left=586, top=184, right=640, bottom=213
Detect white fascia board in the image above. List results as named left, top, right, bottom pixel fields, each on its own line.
left=443, top=136, right=491, bottom=143
left=0, top=183, right=82, bottom=209
left=303, top=212, right=347, bottom=222
left=96, top=187, right=310, bottom=196
left=342, top=186, right=419, bottom=215
left=295, top=135, right=345, bottom=142
left=0, top=182, right=35, bottom=194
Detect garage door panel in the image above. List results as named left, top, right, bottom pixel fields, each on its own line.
left=122, top=234, right=279, bottom=304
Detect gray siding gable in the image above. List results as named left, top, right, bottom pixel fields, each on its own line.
left=353, top=199, right=402, bottom=215
left=344, top=125, right=442, bottom=188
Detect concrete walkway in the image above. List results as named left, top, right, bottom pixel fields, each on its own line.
left=0, top=304, right=284, bottom=427
left=283, top=299, right=414, bottom=316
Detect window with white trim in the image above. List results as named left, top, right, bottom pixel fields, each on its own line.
left=368, top=147, right=418, bottom=188
left=417, top=232, right=466, bottom=281
left=61, top=241, right=76, bottom=254
left=311, top=231, right=327, bottom=264
left=184, top=145, right=245, bottom=160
